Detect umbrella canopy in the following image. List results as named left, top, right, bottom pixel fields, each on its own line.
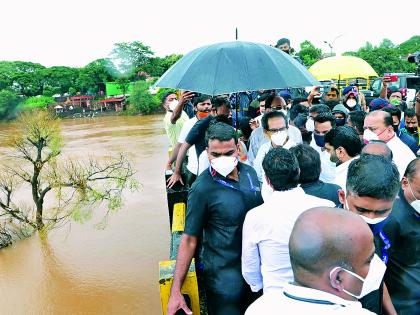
left=308, top=56, right=378, bottom=81
left=154, top=41, right=318, bottom=96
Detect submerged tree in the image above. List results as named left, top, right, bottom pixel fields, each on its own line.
left=0, top=110, right=137, bottom=248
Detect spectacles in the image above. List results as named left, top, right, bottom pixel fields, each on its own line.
left=268, top=127, right=287, bottom=133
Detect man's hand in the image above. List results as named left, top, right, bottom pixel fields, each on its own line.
left=179, top=91, right=196, bottom=106
left=310, top=86, right=321, bottom=97
left=167, top=171, right=184, bottom=188
left=167, top=291, right=192, bottom=315
left=382, top=76, right=391, bottom=87
left=249, top=118, right=259, bottom=130
left=165, top=162, right=173, bottom=171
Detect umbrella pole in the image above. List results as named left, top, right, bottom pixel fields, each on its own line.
left=235, top=92, right=239, bottom=132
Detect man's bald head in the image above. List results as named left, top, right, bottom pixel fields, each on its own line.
left=361, top=140, right=393, bottom=161
left=366, top=109, right=391, bottom=123
left=289, top=207, right=373, bottom=284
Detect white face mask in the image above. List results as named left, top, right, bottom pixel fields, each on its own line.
left=168, top=100, right=179, bottom=111
left=344, top=196, right=388, bottom=225
left=330, top=254, right=386, bottom=299
left=346, top=99, right=357, bottom=108
left=210, top=156, right=238, bottom=177
left=363, top=129, right=379, bottom=142
left=271, top=130, right=288, bottom=146
left=359, top=215, right=388, bottom=225
left=306, top=118, right=315, bottom=132
left=408, top=181, right=420, bottom=214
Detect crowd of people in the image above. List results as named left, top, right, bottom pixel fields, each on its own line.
left=162, top=38, right=420, bottom=315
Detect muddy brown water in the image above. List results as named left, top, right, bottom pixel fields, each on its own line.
left=0, top=115, right=170, bottom=314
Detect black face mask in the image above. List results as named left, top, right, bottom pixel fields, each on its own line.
left=406, top=126, right=418, bottom=135
left=393, top=124, right=399, bottom=133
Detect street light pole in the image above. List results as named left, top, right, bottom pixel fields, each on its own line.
left=323, top=34, right=343, bottom=56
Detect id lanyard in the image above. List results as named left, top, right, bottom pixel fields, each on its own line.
left=378, top=230, right=391, bottom=265
left=283, top=291, right=345, bottom=307
left=208, top=166, right=259, bottom=192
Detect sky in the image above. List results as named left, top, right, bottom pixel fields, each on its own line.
left=1, top=0, right=419, bottom=68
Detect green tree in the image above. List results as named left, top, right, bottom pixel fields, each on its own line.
left=110, top=41, right=154, bottom=76
left=128, top=81, right=159, bottom=114
left=0, top=90, right=22, bottom=120
left=140, top=54, right=183, bottom=77
left=344, top=40, right=417, bottom=75
left=397, top=36, right=420, bottom=55
left=116, top=76, right=131, bottom=96
left=298, top=40, right=322, bottom=67
left=0, top=110, right=137, bottom=247
left=10, top=61, right=46, bottom=96
left=42, top=66, right=80, bottom=95
left=76, top=58, right=117, bottom=94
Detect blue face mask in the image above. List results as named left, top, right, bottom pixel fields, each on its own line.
left=335, top=118, right=346, bottom=126
left=314, top=133, right=325, bottom=148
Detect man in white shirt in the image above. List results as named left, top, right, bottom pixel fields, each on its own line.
left=247, top=95, right=302, bottom=164
left=246, top=207, right=380, bottom=315
left=363, top=110, right=415, bottom=179
left=165, top=95, right=212, bottom=186
left=242, top=148, right=335, bottom=294
left=324, top=126, right=362, bottom=190
left=310, top=113, right=337, bottom=183
left=253, top=111, right=296, bottom=183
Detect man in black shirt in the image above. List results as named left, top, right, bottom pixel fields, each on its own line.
left=290, top=144, right=341, bottom=206
left=167, top=97, right=231, bottom=188
left=338, top=155, right=400, bottom=315
left=167, top=122, right=263, bottom=315
left=383, top=158, right=420, bottom=315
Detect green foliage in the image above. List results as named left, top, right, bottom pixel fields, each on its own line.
left=42, top=66, right=80, bottom=95
left=110, top=41, right=154, bottom=76
left=298, top=40, right=322, bottom=67
left=0, top=90, right=22, bottom=120
left=10, top=61, right=46, bottom=96
left=344, top=39, right=417, bottom=75
left=397, top=36, right=420, bottom=55
left=21, top=96, right=55, bottom=110
left=76, top=58, right=117, bottom=94
left=128, top=81, right=160, bottom=114
left=140, top=54, right=183, bottom=77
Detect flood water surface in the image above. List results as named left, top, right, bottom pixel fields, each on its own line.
left=0, top=115, right=170, bottom=314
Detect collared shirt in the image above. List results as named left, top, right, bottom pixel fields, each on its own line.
left=386, top=136, right=416, bottom=179
left=310, top=138, right=336, bottom=183
left=163, top=110, right=189, bottom=150
left=242, top=188, right=335, bottom=293
left=245, top=283, right=375, bottom=315
left=383, top=189, right=420, bottom=314
left=248, top=125, right=302, bottom=165
left=185, top=163, right=263, bottom=293
left=178, top=116, right=199, bottom=174
left=334, top=156, right=358, bottom=190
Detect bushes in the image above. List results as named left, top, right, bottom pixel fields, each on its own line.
left=128, top=81, right=161, bottom=114
left=21, top=96, right=55, bottom=110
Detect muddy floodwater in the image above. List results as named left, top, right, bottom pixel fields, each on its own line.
left=0, top=115, right=170, bottom=314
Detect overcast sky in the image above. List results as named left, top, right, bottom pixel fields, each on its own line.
left=1, top=0, right=419, bottom=68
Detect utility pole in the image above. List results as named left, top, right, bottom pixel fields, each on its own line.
left=235, top=27, right=238, bottom=40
